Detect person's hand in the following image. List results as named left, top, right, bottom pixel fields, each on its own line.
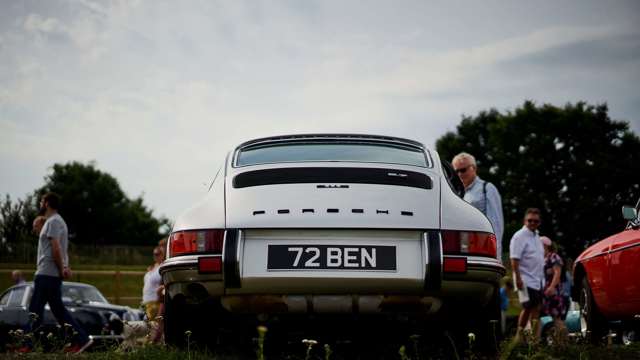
left=544, top=287, right=556, bottom=297
left=156, top=285, right=165, bottom=302
left=515, top=276, right=523, bottom=290
left=62, top=267, right=72, bottom=279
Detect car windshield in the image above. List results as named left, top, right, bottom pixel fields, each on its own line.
left=236, top=142, right=429, bottom=167
left=61, top=285, right=108, bottom=304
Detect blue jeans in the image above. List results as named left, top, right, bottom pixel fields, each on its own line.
left=28, top=275, right=89, bottom=345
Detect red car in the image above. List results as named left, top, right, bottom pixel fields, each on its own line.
left=572, top=199, right=640, bottom=343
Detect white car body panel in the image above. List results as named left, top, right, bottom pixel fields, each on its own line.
left=225, top=169, right=440, bottom=229
left=173, top=170, right=226, bottom=232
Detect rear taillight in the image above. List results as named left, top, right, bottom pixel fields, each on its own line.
left=169, top=229, right=224, bottom=257
left=441, top=230, right=497, bottom=258
left=443, top=257, right=467, bottom=273
left=198, top=257, right=222, bottom=273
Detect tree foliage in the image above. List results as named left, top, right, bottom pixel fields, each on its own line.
left=436, top=101, right=640, bottom=257
left=1, top=162, right=169, bottom=252
left=0, top=194, right=39, bottom=260
left=37, top=161, right=170, bottom=246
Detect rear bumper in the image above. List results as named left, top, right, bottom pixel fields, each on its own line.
left=160, top=253, right=504, bottom=314
left=89, top=334, right=124, bottom=341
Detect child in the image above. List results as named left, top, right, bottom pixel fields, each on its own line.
left=500, top=276, right=514, bottom=335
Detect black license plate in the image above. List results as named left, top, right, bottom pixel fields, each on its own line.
left=267, top=245, right=396, bottom=270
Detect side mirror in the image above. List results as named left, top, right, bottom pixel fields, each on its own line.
left=622, top=205, right=638, bottom=221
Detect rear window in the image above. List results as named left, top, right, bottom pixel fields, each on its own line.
left=236, top=142, right=429, bottom=167
left=7, top=287, right=25, bottom=306
left=62, top=285, right=108, bottom=303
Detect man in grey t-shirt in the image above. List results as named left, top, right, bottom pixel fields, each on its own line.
left=26, top=192, right=92, bottom=353
left=36, top=212, right=69, bottom=277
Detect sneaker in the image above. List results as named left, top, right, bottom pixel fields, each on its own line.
left=66, top=338, right=93, bottom=354
left=15, top=346, right=31, bottom=353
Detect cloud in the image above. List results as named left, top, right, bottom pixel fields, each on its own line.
left=1, top=0, right=639, bottom=219
left=23, top=13, right=66, bottom=34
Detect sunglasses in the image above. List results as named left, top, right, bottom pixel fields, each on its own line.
left=455, top=166, right=471, bottom=174
left=526, top=219, right=540, bottom=224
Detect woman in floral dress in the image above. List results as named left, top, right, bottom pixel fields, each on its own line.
left=541, top=236, right=567, bottom=342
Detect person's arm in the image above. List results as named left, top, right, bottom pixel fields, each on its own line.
left=485, top=184, right=504, bottom=248
left=49, top=237, right=67, bottom=278
left=509, top=232, right=524, bottom=290
left=545, top=265, right=562, bottom=296
left=511, top=258, right=524, bottom=290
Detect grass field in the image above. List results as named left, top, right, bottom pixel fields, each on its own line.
left=1, top=335, right=639, bottom=359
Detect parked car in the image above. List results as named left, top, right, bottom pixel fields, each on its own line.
left=0, top=281, right=142, bottom=350
left=160, top=134, right=506, bottom=348
left=572, top=198, right=640, bottom=343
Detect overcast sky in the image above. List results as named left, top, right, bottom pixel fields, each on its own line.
left=1, top=0, right=639, bottom=221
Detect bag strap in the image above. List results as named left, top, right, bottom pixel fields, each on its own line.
left=483, top=180, right=488, bottom=203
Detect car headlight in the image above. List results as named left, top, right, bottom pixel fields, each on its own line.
left=107, top=312, right=124, bottom=334
left=109, top=313, right=121, bottom=322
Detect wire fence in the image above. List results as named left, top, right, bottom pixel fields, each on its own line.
left=1, top=243, right=156, bottom=266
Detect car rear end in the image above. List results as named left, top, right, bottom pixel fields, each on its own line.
left=160, top=135, right=504, bottom=345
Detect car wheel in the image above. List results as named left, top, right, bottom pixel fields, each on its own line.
left=472, top=287, right=502, bottom=353
left=541, top=323, right=559, bottom=346
left=164, top=292, right=221, bottom=349
left=164, top=292, right=190, bottom=348
left=578, top=277, right=607, bottom=343
left=622, top=329, right=637, bottom=346
left=542, top=325, right=553, bottom=346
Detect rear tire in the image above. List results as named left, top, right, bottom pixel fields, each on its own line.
left=541, top=323, right=556, bottom=346
left=164, top=292, right=188, bottom=347
left=579, top=277, right=607, bottom=343
left=621, top=329, right=638, bottom=345
left=164, top=292, right=221, bottom=350
left=472, top=287, right=502, bottom=353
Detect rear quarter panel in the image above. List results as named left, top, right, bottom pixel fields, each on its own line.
left=608, top=228, right=640, bottom=317
left=576, top=235, right=615, bottom=316
left=430, top=151, right=493, bottom=234
left=172, top=166, right=226, bottom=232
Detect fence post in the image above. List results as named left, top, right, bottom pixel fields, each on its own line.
left=115, top=270, right=121, bottom=305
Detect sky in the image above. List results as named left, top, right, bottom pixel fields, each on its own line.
left=1, top=0, right=639, bottom=222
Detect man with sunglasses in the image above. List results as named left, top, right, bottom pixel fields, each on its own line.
left=509, top=208, right=545, bottom=343
left=452, top=152, right=504, bottom=263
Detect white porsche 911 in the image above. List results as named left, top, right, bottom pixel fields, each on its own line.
left=160, top=134, right=505, bottom=347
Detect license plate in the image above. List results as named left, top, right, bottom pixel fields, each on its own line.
left=267, top=245, right=396, bottom=271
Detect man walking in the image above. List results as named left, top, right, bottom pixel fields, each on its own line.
left=26, top=192, right=92, bottom=353
left=452, top=152, right=504, bottom=262
left=509, top=208, right=545, bottom=343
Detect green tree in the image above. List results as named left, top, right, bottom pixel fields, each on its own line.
left=436, top=101, right=640, bottom=257
left=0, top=194, right=39, bottom=262
left=35, top=161, right=169, bottom=246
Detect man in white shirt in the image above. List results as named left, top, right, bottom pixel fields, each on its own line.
left=509, top=208, right=545, bottom=342
left=452, top=152, right=504, bottom=262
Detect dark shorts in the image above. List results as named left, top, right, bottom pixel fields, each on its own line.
left=521, top=287, right=542, bottom=309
